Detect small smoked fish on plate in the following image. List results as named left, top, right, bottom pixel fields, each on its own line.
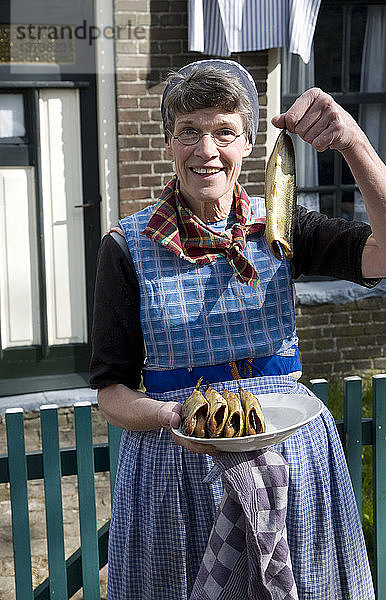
left=173, top=392, right=323, bottom=452
left=205, top=382, right=229, bottom=438
left=180, top=377, right=209, bottom=438
left=237, top=380, right=266, bottom=435
left=222, top=383, right=245, bottom=438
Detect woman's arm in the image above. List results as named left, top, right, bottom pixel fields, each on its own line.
left=98, top=383, right=216, bottom=454
left=97, top=383, right=181, bottom=431
left=272, top=87, right=386, bottom=279
left=89, top=235, right=145, bottom=390
left=341, top=139, right=386, bottom=278
left=291, top=206, right=376, bottom=284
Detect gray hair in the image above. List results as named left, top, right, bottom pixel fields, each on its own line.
left=162, top=65, right=255, bottom=143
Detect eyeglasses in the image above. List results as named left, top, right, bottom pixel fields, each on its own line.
left=168, top=129, right=246, bottom=147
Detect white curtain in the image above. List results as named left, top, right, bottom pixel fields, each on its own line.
left=188, top=0, right=321, bottom=64
left=282, top=46, right=320, bottom=211
left=354, top=6, right=386, bottom=223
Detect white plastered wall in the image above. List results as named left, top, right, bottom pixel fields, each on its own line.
left=95, top=0, right=119, bottom=233
left=266, top=48, right=282, bottom=159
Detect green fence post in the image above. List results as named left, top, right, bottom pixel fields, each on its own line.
left=309, top=378, right=328, bottom=407
left=40, top=404, right=68, bottom=599
left=5, top=408, right=34, bottom=600
left=343, top=376, right=362, bottom=520
left=107, top=424, right=122, bottom=503
left=74, top=402, right=100, bottom=600
left=372, top=374, right=386, bottom=600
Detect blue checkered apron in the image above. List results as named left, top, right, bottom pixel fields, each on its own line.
left=119, top=197, right=298, bottom=370
left=108, top=200, right=374, bottom=600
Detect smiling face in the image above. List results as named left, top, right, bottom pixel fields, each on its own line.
left=165, top=108, right=252, bottom=220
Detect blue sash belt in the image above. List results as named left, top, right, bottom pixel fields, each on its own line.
left=143, top=346, right=302, bottom=394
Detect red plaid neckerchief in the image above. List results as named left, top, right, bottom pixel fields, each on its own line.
left=141, top=177, right=266, bottom=287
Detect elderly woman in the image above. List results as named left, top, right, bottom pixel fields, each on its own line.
left=90, top=60, right=385, bottom=600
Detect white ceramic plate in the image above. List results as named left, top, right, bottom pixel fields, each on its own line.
left=172, top=393, right=323, bottom=452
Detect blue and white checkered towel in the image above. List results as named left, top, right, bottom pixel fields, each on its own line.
left=190, top=449, right=298, bottom=600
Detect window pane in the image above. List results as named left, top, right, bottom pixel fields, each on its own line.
left=319, top=193, right=334, bottom=219
left=341, top=191, right=354, bottom=221
left=342, top=158, right=355, bottom=185
left=0, top=94, right=25, bottom=138
left=314, top=6, right=343, bottom=92
left=314, top=5, right=367, bottom=94
left=283, top=2, right=385, bottom=222
left=350, top=7, right=367, bottom=91
left=318, top=149, right=334, bottom=186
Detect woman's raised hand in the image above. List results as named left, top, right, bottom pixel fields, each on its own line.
left=272, top=87, right=363, bottom=153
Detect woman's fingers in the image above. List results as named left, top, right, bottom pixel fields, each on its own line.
left=158, top=400, right=217, bottom=455
left=272, top=87, right=359, bottom=153
left=157, top=401, right=181, bottom=429
left=276, top=87, right=323, bottom=133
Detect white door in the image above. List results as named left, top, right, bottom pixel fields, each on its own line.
left=0, top=84, right=100, bottom=395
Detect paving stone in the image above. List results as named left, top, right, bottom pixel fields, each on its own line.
left=0, top=576, right=15, bottom=600
left=31, top=556, right=49, bottom=588
left=0, top=527, right=12, bottom=548
left=0, top=558, right=14, bottom=576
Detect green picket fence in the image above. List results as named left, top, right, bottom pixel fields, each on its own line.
left=0, top=402, right=122, bottom=600
left=0, top=374, right=385, bottom=599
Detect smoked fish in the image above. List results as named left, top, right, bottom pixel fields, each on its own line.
left=205, top=382, right=229, bottom=438
left=222, top=384, right=245, bottom=438
left=265, top=129, right=297, bottom=261
left=237, top=381, right=266, bottom=435
left=180, top=377, right=209, bottom=437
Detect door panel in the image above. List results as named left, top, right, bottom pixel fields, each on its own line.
left=0, top=167, right=40, bottom=347
left=39, top=89, right=87, bottom=345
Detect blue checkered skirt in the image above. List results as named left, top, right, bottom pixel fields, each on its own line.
left=107, top=375, right=374, bottom=600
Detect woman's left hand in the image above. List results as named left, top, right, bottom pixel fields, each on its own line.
left=157, top=400, right=182, bottom=429
left=272, top=87, right=361, bottom=153
left=158, top=399, right=218, bottom=455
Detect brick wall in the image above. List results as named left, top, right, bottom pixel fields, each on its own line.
left=114, top=0, right=268, bottom=217
left=297, top=297, right=386, bottom=382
